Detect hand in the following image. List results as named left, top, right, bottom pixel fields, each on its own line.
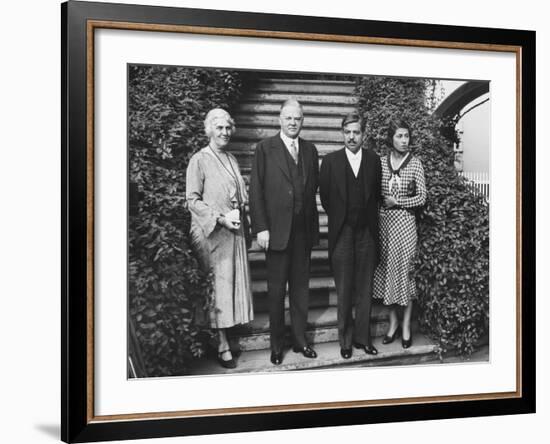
left=257, top=230, right=270, bottom=251
left=384, top=196, right=398, bottom=208
left=219, top=216, right=240, bottom=231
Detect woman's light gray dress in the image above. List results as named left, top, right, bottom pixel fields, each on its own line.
left=186, top=147, right=254, bottom=328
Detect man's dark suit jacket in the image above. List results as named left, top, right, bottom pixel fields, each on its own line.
left=249, top=134, right=320, bottom=251
left=319, top=147, right=382, bottom=259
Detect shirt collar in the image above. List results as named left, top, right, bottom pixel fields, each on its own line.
left=280, top=131, right=299, bottom=149
left=345, top=147, right=362, bottom=162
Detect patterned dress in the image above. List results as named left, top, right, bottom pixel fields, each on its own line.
left=373, top=154, right=427, bottom=306
left=186, top=147, right=254, bottom=328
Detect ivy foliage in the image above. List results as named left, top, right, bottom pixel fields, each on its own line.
left=128, top=65, right=245, bottom=376
left=355, top=77, right=489, bottom=356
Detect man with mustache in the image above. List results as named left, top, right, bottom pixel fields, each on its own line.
left=319, top=112, right=381, bottom=359
left=249, top=99, right=320, bottom=365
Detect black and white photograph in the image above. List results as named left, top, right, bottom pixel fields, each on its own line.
left=1, top=0, right=543, bottom=441
left=56, top=0, right=534, bottom=442
left=127, top=65, right=490, bottom=378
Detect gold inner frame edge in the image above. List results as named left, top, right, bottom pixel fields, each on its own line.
left=85, top=19, right=523, bottom=423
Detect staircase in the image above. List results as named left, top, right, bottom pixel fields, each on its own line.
left=188, top=75, right=439, bottom=375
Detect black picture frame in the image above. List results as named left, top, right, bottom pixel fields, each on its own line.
left=61, top=1, right=536, bottom=442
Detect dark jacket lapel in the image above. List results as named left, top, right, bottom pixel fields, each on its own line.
left=334, top=148, right=348, bottom=202
left=272, top=134, right=291, bottom=182
left=299, top=137, right=311, bottom=186
left=361, top=149, right=373, bottom=203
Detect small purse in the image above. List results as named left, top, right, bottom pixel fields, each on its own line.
left=241, top=205, right=252, bottom=250
left=407, top=179, right=417, bottom=197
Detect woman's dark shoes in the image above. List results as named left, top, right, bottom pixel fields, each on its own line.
left=340, top=348, right=352, bottom=359
left=402, top=333, right=413, bottom=349
left=217, top=350, right=237, bottom=369
left=292, top=345, right=317, bottom=359
left=382, top=326, right=401, bottom=345
left=270, top=351, right=283, bottom=365
left=353, top=342, right=378, bottom=355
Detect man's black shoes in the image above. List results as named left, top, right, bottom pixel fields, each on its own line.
left=353, top=342, right=378, bottom=355
left=340, top=348, right=352, bottom=359
left=270, top=351, right=283, bottom=365
left=292, top=345, right=317, bottom=359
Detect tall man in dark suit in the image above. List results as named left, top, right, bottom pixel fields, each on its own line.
left=249, top=99, right=320, bottom=365
left=319, top=113, right=381, bottom=359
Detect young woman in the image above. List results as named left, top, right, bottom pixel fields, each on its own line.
left=373, top=119, right=426, bottom=349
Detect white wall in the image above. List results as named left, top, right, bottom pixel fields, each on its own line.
left=437, top=81, right=490, bottom=174
left=0, top=1, right=546, bottom=444
left=436, top=79, right=465, bottom=108
left=459, top=94, right=491, bottom=174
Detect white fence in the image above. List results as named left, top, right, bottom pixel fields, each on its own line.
left=459, top=171, right=490, bottom=203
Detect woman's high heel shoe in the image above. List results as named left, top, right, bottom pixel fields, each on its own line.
left=401, top=333, right=413, bottom=349
left=217, top=349, right=237, bottom=369
left=382, top=326, right=401, bottom=345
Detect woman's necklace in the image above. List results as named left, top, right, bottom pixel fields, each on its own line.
left=208, top=143, right=225, bottom=158
left=208, top=144, right=243, bottom=205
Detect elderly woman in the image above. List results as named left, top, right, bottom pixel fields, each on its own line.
left=373, top=119, right=426, bottom=349
left=186, top=108, right=253, bottom=369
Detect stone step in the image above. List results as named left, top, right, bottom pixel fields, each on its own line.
left=236, top=102, right=357, bottom=116
left=240, top=196, right=327, bottom=213
left=239, top=160, right=356, bottom=178
left=248, top=241, right=329, bottom=259
left=234, top=114, right=344, bottom=129
left=240, top=201, right=327, bottom=220
left=187, top=334, right=438, bottom=375
left=233, top=127, right=345, bottom=143
left=246, top=226, right=329, bottom=246
left=259, top=78, right=356, bottom=85
left=241, top=164, right=341, bottom=177
left=228, top=141, right=342, bottom=156
left=248, top=243, right=330, bottom=282
left=250, top=267, right=331, bottom=282
left=244, top=92, right=358, bottom=105
left=252, top=289, right=338, bottom=314
left=245, top=212, right=328, bottom=238
left=245, top=300, right=392, bottom=325
left=250, top=279, right=335, bottom=311
left=248, top=225, right=329, bottom=237
left=251, top=274, right=333, bottom=295
left=254, top=83, right=355, bottom=95
left=250, top=264, right=332, bottom=283
left=228, top=304, right=404, bottom=351
left=240, top=206, right=328, bottom=234
left=230, top=151, right=338, bottom=174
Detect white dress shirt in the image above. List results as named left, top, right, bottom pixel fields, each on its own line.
left=345, top=147, right=362, bottom=178
left=280, top=132, right=299, bottom=160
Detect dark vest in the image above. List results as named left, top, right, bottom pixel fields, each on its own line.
left=283, top=145, right=305, bottom=216
left=345, top=158, right=367, bottom=228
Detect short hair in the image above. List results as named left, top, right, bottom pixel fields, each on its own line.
left=386, top=118, right=413, bottom=147
left=341, top=112, right=366, bottom=132
left=203, top=108, right=236, bottom=137
left=279, top=98, right=303, bottom=116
